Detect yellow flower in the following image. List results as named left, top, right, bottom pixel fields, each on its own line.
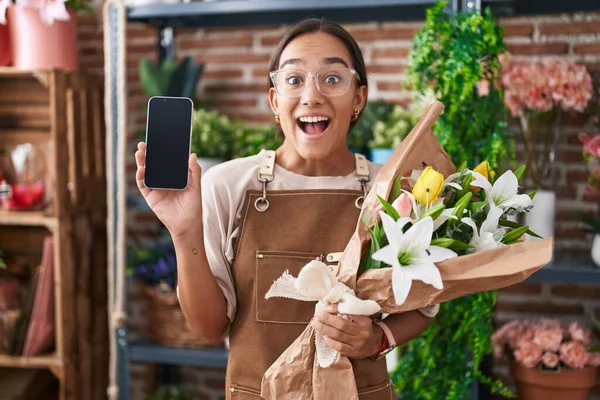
left=471, top=161, right=495, bottom=193
left=412, top=166, right=444, bottom=205
left=473, top=160, right=495, bottom=180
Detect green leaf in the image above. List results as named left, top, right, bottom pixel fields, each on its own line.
left=589, top=344, right=600, bottom=353
left=498, top=219, right=542, bottom=238
left=378, top=195, right=401, bottom=221
left=468, top=201, right=487, bottom=214
left=431, top=238, right=473, bottom=251
left=421, top=204, right=446, bottom=220
left=502, top=225, right=529, bottom=244
left=528, top=190, right=536, bottom=200
left=457, top=161, right=468, bottom=173
left=514, top=165, right=526, bottom=182
left=592, top=314, right=600, bottom=338
left=0, top=258, right=5, bottom=269
left=452, top=192, right=473, bottom=219
left=389, top=175, right=404, bottom=204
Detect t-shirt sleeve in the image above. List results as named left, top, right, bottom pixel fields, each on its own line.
left=200, top=171, right=238, bottom=323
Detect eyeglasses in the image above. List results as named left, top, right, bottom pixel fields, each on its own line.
left=269, top=68, right=359, bottom=98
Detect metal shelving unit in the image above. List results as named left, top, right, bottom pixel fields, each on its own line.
left=105, top=1, right=600, bottom=399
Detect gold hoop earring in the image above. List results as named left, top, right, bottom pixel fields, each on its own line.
left=352, top=109, right=359, bottom=121
left=274, top=114, right=280, bottom=124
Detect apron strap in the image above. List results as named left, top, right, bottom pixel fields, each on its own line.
left=255, top=150, right=275, bottom=212
left=354, top=153, right=370, bottom=209
left=254, top=150, right=371, bottom=212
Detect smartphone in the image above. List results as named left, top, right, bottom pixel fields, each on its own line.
left=144, top=96, right=194, bottom=190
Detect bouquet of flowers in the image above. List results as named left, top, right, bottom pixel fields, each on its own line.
left=261, top=101, right=554, bottom=400
left=492, top=318, right=600, bottom=370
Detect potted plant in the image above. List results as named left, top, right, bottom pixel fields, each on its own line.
left=1, top=0, right=89, bottom=70
left=492, top=318, right=600, bottom=399
left=501, top=58, right=593, bottom=240
left=392, top=2, right=514, bottom=398
left=127, top=237, right=209, bottom=348
left=191, top=108, right=236, bottom=172
left=141, top=385, right=194, bottom=400
left=139, top=57, right=205, bottom=102
left=347, top=101, right=394, bottom=157
left=233, top=123, right=283, bottom=159
left=578, top=132, right=600, bottom=267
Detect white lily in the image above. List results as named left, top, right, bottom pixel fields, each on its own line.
left=401, top=189, right=458, bottom=231
left=461, top=206, right=506, bottom=253
left=471, top=170, right=532, bottom=211
left=372, top=214, right=457, bottom=305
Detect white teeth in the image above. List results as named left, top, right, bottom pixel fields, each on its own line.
left=299, top=116, right=329, bottom=123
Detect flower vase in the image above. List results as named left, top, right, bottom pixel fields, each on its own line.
left=591, top=234, right=600, bottom=268
left=524, top=189, right=556, bottom=241
left=7, top=6, right=79, bottom=71
left=510, top=359, right=599, bottom=400
left=370, top=148, right=394, bottom=164
left=0, top=23, right=10, bottom=66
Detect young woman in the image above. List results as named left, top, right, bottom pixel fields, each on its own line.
left=135, top=18, right=438, bottom=399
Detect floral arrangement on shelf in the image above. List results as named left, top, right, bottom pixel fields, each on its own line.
left=191, top=108, right=236, bottom=160
left=126, top=237, right=177, bottom=291
left=578, top=132, right=600, bottom=233
left=501, top=57, right=593, bottom=189
left=0, top=0, right=90, bottom=26
left=492, top=318, right=600, bottom=371
left=369, top=90, right=438, bottom=150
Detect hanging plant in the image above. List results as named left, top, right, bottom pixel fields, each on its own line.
left=393, top=1, right=514, bottom=399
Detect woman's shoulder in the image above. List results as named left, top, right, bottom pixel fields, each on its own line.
left=201, top=153, right=262, bottom=189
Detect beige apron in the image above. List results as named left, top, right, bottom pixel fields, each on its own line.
left=225, top=151, right=393, bottom=399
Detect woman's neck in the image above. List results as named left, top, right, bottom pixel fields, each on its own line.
left=275, top=143, right=355, bottom=177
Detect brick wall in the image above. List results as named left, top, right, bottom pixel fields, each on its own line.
left=76, top=9, right=600, bottom=400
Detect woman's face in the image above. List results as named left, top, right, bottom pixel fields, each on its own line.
left=268, top=31, right=367, bottom=161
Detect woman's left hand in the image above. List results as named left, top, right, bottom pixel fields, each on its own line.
left=311, top=304, right=383, bottom=360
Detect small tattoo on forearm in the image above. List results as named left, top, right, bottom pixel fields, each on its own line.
left=192, top=248, right=198, bottom=255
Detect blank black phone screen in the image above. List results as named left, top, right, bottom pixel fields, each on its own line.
left=144, top=97, right=193, bottom=190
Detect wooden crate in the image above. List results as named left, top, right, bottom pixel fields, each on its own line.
left=0, top=69, right=108, bottom=400
left=0, top=68, right=105, bottom=217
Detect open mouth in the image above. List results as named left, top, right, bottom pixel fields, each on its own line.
left=296, top=116, right=331, bottom=136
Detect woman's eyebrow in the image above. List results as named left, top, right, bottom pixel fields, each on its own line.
left=280, top=58, right=304, bottom=68
left=323, top=57, right=349, bottom=67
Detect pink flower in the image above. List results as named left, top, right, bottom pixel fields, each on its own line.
left=492, top=320, right=523, bottom=347
left=15, top=0, right=69, bottom=25
left=541, top=352, right=560, bottom=369
left=566, top=322, right=592, bottom=346
left=477, top=80, right=490, bottom=97
left=533, top=324, right=563, bottom=352
left=514, top=342, right=543, bottom=368
left=587, top=352, right=600, bottom=367
left=560, top=341, right=589, bottom=369
left=391, top=193, right=412, bottom=218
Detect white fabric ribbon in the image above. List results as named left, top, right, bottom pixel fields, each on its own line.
left=265, top=260, right=382, bottom=368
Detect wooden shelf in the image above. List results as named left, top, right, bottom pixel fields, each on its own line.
left=0, top=211, right=58, bottom=230
left=0, top=353, right=62, bottom=369
left=0, top=129, right=51, bottom=143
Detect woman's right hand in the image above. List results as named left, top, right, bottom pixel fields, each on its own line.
left=135, top=142, right=203, bottom=238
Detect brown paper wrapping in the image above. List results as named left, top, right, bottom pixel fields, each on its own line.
left=261, top=101, right=554, bottom=400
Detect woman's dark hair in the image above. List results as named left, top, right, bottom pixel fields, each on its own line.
left=268, top=18, right=369, bottom=130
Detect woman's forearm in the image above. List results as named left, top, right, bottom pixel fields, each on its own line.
left=382, top=310, right=435, bottom=345
left=173, top=226, right=229, bottom=344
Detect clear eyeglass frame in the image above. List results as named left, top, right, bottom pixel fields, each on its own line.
left=269, top=67, right=360, bottom=98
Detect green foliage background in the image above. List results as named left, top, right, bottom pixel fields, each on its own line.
left=392, top=2, right=515, bottom=399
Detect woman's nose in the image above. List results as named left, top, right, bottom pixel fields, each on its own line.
left=301, top=76, right=325, bottom=107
